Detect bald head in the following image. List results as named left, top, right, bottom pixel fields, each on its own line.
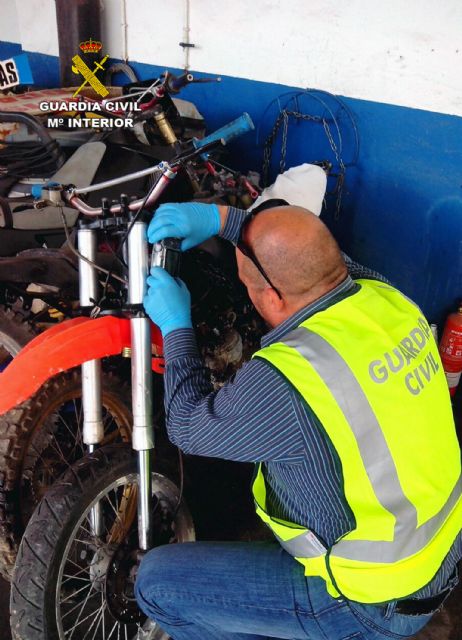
left=240, top=205, right=347, bottom=304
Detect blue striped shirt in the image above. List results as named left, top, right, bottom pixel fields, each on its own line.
left=163, top=207, right=460, bottom=600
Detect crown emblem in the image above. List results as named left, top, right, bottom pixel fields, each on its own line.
left=79, top=38, right=103, bottom=54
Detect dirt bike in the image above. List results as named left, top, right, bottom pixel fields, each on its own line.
left=0, top=113, right=264, bottom=639
left=0, top=101, right=262, bottom=586
left=0, top=153, right=326, bottom=584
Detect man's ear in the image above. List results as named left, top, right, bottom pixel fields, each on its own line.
left=267, top=287, right=285, bottom=312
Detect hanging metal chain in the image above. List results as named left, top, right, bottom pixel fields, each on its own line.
left=262, top=109, right=347, bottom=219
left=262, top=110, right=322, bottom=186
left=322, top=118, right=346, bottom=220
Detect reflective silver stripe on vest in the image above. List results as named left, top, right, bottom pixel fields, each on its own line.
left=281, top=326, right=462, bottom=563
left=336, top=472, right=462, bottom=562
left=275, top=530, right=327, bottom=558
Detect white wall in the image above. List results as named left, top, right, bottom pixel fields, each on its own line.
left=0, top=0, right=58, bottom=56
left=15, top=0, right=59, bottom=57
left=2, top=0, right=461, bottom=117
left=0, top=0, right=20, bottom=44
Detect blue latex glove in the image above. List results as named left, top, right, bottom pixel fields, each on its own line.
left=144, top=267, right=192, bottom=336
left=148, top=202, right=221, bottom=251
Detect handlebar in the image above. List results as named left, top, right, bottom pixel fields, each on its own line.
left=64, top=138, right=225, bottom=215
left=192, top=113, right=254, bottom=158
left=63, top=165, right=177, bottom=216
left=166, top=72, right=194, bottom=93
left=163, top=71, right=221, bottom=94
left=39, top=113, right=252, bottom=217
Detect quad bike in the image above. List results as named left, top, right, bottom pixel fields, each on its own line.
left=0, top=114, right=265, bottom=639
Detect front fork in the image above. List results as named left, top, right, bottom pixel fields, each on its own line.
left=78, top=223, right=155, bottom=548
left=127, top=221, right=154, bottom=550
left=78, top=229, right=104, bottom=536
left=78, top=167, right=177, bottom=550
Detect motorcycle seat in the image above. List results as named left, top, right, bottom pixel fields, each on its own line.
left=0, top=198, right=78, bottom=230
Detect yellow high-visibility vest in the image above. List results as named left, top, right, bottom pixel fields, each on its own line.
left=253, top=279, right=462, bottom=604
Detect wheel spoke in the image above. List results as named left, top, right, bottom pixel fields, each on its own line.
left=61, top=589, right=99, bottom=620
left=103, top=491, right=125, bottom=528
left=57, top=412, right=78, bottom=445
left=60, top=582, right=93, bottom=605
left=107, top=619, right=119, bottom=640
left=101, top=592, right=106, bottom=640
left=89, top=598, right=107, bottom=640
left=48, top=437, right=71, bottom=467
left=72, top=537, right=95, bottom=546
left=64, top=582, right=100, bottom=638
left=72, top=399, right=80, bottom=429
left=29, top=441, right=56, bottom=479
left=78, top=400, right=83, bottom=429
left=62, top=573, right=92, bottom=585
left=57, top=410, right=79, bottom=444
left=105, top=488, right=122, bottom=519
left=79, top=600, right=103, bottom=640
left=64, top=554, right=105, bottom=575
left=57, top=409, right=85, bottom=460
left=82, top=519, right=100, bottom=540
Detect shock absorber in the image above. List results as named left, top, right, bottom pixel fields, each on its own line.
left=153, top=107, right=200, bottom=191
left=78, top=227, right=104, bottom=446
left=127, top=212, right=155, bottom=551
left=78, top=225, right=104, bottom=536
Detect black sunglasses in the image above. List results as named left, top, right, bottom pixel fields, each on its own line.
left=237, top=199, right=288, bottom=300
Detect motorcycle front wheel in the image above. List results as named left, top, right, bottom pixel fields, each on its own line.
left=10, top=444, right=195, bottom=640
left=0, top=368, right=133, bottom=579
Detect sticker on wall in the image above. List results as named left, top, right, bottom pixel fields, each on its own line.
left=0, top=54, right=34, bottom=90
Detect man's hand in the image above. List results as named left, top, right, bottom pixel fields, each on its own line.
left=148, top=202, right=224, bottom=251
left=144, top=267, right=192, bottom=336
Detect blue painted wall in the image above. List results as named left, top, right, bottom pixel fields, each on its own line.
left=1, top=44, right=461, bottom=324
left=0, top=42, right=60, bottom=87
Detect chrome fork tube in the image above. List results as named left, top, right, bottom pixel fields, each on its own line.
left=78, top=228, right=104, bottom=536
left=128, top=219, right=154, bottom=550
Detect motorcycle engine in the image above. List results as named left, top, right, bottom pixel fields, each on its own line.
left=180, top=247, right=265, bottom=388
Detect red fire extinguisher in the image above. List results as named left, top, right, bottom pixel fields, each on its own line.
left=439, top=305, right=462, bottom=396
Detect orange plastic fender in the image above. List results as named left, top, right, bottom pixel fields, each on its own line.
left=0, top=316, right=164, bottom=415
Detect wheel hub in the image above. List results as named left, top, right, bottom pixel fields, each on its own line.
left=104, top=494, right=177, bottom=624
left=105, top=541, right=143, bottom=624
left=90, top=544, right=117, bottom=592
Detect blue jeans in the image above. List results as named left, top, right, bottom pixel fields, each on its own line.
left=135, top=541, right=437, bottom=639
